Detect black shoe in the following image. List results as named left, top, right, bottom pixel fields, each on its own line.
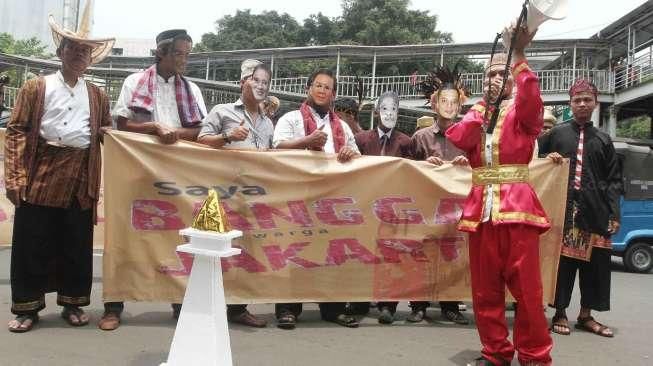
left=378, top=307, right=394, bottom=324
left=406, top=309, right=426, bottom=322
left=442, top=308, right=469, bottom=325
left=276, top=313, right=297, bottom=330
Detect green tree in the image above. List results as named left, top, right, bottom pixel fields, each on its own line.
left=0, top=33, right=49, bottom=88
left=301, top=13, right=342, bottom=46
left=617, top=115, right=652, bottom=139
left=339, top=0, right=451, bottom=46
left=194, top=1, right=481, bottom=79
left=0, top=33, right=48, bottom=57
left=194, top=10, right=303, bottom=52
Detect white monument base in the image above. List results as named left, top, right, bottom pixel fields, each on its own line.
left=160, top=228, right=242, bottom=366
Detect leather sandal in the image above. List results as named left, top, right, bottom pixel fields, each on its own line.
left=98, top=312, right=121, bottom=331
left=8, top=313, right=39, bottom=333
left=575, top=316, right=613, bottom=337
left=61, top=306, right=89, bottom=327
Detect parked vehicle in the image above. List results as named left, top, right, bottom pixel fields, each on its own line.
left=612, top=140, right=653, bottom=273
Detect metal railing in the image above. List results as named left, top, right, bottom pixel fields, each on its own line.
left=614, top=50, right=653, bottom=90
left=261, top=69, right=614, bottom=100
left=0, top=67, right=638, bottom=112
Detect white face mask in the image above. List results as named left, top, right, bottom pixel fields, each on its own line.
left=378, top=97, right=398, bottom=129
left=249, top=69, right=270, bottom=102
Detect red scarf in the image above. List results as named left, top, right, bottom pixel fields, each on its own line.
left=129, top=65, right=203, bottom=127
left=300, top=101, right=345, bottom=152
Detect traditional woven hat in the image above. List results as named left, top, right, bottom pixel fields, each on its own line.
left=48, top=2, right=114, bottom=64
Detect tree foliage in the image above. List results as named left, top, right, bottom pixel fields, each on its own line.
left=194, top=0, right=479, bottom=78
left=339, top=0, right=451, bottom=45
left=194, top=10, right=304, bottom=52
left=0, top=33, right=48, bottom=57
left=617, top=115, right=652, bottom=139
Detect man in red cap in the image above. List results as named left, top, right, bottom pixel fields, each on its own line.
left=446, top=24, right=552, bottom=365
left=539, top=79, right=621, bottom=338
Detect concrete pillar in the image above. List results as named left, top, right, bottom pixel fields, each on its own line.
left=608, top=105, right=618, bottom=138
left=592, top=104, right=600, bottom=129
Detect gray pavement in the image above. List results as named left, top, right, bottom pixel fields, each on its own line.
left=0, top=247, right=651, bottom=366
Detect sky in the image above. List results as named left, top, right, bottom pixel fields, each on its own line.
left=93, top=0, right=649, bottom=44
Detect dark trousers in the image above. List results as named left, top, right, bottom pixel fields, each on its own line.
left=552, top=247, right=611, bottom=311
left=376, top=301, right=431, bottom=314
left=275, top=302, right=347, bottom=321
left=226, top=304, right=248, bottom=318
left=11, top=201, right=93, bottom=315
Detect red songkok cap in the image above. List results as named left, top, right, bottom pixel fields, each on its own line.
left=569, top=79, right=598, bottom=98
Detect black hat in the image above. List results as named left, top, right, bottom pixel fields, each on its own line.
left=156, top=29, right=190, bottom=46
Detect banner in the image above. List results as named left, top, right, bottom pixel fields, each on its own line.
left=103, top=131, right=568, bottom=304
left=0, top=129, right=105, bottom=247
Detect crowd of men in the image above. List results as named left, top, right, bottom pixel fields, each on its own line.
left=3, top=16, right=622, bottom=366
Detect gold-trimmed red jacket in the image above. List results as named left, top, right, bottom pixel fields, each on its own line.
left=445, top=61, right=551, bottom=233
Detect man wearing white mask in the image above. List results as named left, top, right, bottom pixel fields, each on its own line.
left=354, top=91, right=412, bottom=325
left=196, top=59, right=273, bottom=328
left=354, top=91, right=412, bottom=158
left=198, top=59, right=273, bottom=151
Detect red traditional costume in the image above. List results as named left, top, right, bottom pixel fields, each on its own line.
left=446, top=61, right=553, bottom=365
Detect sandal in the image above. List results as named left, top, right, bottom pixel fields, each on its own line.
left=330, top=314, right=359, bottom=328
left=276, top=313, right=296, bottom=330
left=550, top=315, right=571, bottom=335
left=8, top=313, right=39, bottom=333
left=61, top=306, right=89, bottom=327
left=575, top=316, right=613, bottom=337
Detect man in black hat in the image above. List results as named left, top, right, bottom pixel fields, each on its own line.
left=100, top=29, right=207, bottom=331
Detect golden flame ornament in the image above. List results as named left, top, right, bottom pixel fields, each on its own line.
left=191, top=189, right=231, bottom=232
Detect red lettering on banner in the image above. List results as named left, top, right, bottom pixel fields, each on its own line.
left=262, top=242, right=320, bottom=270
left=376, top=239, right=429, bottom=263
left=192, top=201, right=254, bottom=231
left=325, top=238, right=381, bottom=265
left=132, top=200, right=185, bottom=230
left=439, top=236, right=464, bottom=262
left=373, top=197, right=425, bottom=224
left=314, top=198, right=364, bottom=225
left=221, top=247, right=268, bottom=273
left=159, top=251, right=194, bottom=276
left=0, top=208, right=6, bottom=222
left=433, top=198, right=465, bottom=224
left=250, top=201, right=313, bottom=229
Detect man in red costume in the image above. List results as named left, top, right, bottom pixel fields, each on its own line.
left=446, top=24, right=553, bottom=366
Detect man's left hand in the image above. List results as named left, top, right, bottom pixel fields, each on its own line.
left=451, top=155, right=469, bottom=166
left=337, top=146, right=358, bottom=163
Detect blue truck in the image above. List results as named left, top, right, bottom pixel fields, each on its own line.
left=612, top=140, right=653, bottom=273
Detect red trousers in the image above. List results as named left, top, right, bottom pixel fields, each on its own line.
left=468, top=223, right=552, bottom=366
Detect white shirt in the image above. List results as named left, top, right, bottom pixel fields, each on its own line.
left=273, top=108, right=359, bottom=154
left=113, top=72, right=207, bottom=128
left=40, top=71, right=91, bottom=148
left=482, top=132, right=493, bottom=222
left=377, top=127, right=393, bottom=140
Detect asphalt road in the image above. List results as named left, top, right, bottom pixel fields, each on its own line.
left=0, top=247, right=650, bottom=366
